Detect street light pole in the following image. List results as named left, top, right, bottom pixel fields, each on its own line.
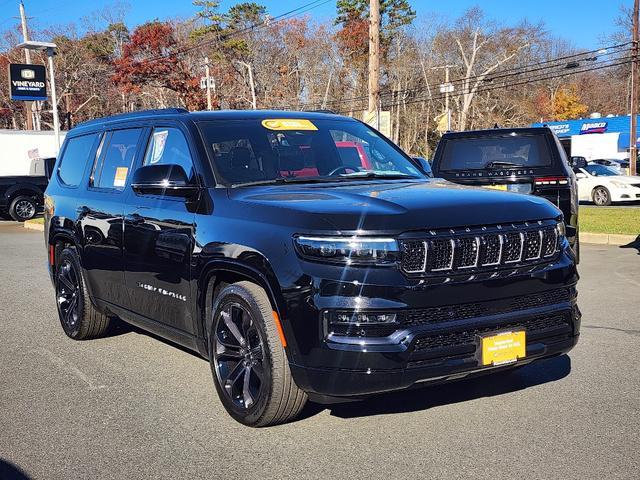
left=47, top=47, right=60, bottom=150
left=17, top=41, right=60, bottom=152
left=204, top=56, right=212, bottom=111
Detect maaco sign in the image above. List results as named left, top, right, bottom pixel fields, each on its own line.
left=9, top=63, right=47, bottom=101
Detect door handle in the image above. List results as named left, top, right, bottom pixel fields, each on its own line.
left=125, top=213, right=145, bottom=225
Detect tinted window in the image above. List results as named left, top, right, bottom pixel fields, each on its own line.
left=198, top=119, right=423, bottom=185
left=585, top=164, right=618, bottom=176
left=143, top=127, right=194, bottom=180
left=58, top=133, right=100, bottom=186
left=439, top=135, right=553, bottom=170
left=92, top=128, right=142, bottom=190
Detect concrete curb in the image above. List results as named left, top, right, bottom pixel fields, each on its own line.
left=23, top=221, right=44, bottom=232
left=580, top=232, right=638, bottom=246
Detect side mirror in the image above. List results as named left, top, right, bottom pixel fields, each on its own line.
left=412, top=156, right=433, bottom=177
left=570, top=156, right=587, bottom=169
left=131, top=164, right=199, bottom=197
left=575, top=172, right=587, bottom=179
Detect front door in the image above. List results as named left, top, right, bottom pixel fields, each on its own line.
left=123, top=126, right=198, bottom=332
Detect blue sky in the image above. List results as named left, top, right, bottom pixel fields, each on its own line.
left=0, top=0, right=625, bottom=50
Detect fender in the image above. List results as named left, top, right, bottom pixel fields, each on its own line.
left=196, top=257, right=292, bottom=360
left=3, top=182, right=44, bottom=204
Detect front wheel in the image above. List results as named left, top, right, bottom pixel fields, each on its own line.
left=209, top=281, right=307, bottom=427
left=592, top=186, right=612, bottom=206
left=9, top=195, right=37, bottom=221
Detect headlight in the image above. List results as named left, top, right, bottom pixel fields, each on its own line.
left=556, top=221, right=566, bottom=240
left=610, top=181, right=629, bottom=189
left=294, top=236, right=399, bottom=265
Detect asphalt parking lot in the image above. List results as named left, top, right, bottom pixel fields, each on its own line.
left=0, top=221, right=639, bottom=480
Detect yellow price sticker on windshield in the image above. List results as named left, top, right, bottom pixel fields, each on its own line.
left=261, top=119, right=318, bottom=131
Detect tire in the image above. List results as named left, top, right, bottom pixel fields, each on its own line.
left=592, top=186, right=612, bottom=206
left=209, top=281, right=307, bottom=427
left=9, top=195, right=37, bottom=221
left=54, top=247, right=111, bottom=340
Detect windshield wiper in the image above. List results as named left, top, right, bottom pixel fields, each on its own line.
left=233, top=172, right=419, bottom=187
left=335, top=172, right=419, bottom=180
left=232, top=177, right=330, bottom=187
left=484, top=161, right=525, bottom=169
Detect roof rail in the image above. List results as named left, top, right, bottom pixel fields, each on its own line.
left=75, top=108, right=189, bottom=128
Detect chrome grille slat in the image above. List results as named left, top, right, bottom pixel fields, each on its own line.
left=400, top=222, right=561, bottom=275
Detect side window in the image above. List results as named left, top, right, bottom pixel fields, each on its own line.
left=143, top=127, right=194, bottom=180
left=57, top=133, right=100, bottom=187
left=92, top=128, right=142, bottom=190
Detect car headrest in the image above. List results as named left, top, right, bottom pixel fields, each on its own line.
left=278, top=148, right=305, bottom=171
left=230, top=147, right=253, bottom=169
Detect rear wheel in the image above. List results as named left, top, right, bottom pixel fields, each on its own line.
left=55, top=247, right=111, bottom=339
left=592, top=186, right=612, bottom=206
left=209, top=281, right=307, bottom=427
left=9, top=195, right=37, bottom=221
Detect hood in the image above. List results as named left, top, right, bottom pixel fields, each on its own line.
left=604, top=175, right=640, bottom=185
left=227, top=179, right=562, bottom=233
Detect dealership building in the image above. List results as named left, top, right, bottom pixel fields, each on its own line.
left=532, top=114, right=639, bottom=160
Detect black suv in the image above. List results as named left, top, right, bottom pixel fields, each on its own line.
left=44, top=109, right=580, bottom=426
left=431, top=127, right=580, bottom=260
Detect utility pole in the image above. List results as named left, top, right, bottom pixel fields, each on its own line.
left=630, top=0, right=639, bottom=176
left=368, top=0, right=380, bottom=118
left=19, top=1, right=33, bottom=130
left=444, top=66, right=451, bottom=131
left=204, top=56, right=212, bottom=111
left=434, top=64, right=456, bottom=131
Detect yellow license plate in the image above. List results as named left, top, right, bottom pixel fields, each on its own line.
left=485, top=184, right=507, bottom=191
left=480, top=331, right=526, bottom=366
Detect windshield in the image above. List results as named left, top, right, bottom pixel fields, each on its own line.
left=584, top=164, right=619, bottom=176
left=438, top=134, right=553, bottom=170
left=198, top=118, right=424, bottom=186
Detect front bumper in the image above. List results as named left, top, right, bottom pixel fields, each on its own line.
left=611, top=187, right=640, bottom=202
left=282, top=245, right=580, bottom=398
left=291, top=311, right=579, bottom=397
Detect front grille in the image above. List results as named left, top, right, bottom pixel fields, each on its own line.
left=400, top=222, right=560, bottom=276
left=405, top=288, right=572, bottom=326
left=412, top=313, right=571, bottom=353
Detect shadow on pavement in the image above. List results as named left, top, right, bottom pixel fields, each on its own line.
left=0, top=459, right=31, bottom=480
left=299, top=354, right=571, bottom=421
left=619, top=235, right=640, bottom=255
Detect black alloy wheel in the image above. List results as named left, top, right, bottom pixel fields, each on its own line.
left=56, top=259, right=81, bottom=334
left=213, top=302, right=266, bottom=410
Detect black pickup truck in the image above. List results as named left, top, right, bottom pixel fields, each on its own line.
left=1, top=158, right=54, bottom=221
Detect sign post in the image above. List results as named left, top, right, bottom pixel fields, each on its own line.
left=16, top=41, right=60, bottom=151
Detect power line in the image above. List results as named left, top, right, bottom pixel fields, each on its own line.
left=140, top=0, right=332, bottom=65
left=281, top=45, right=633, bottom=112
left=286, top=43, right=633, bottom=110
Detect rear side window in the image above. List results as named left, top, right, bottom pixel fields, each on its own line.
left=438, top=135, right=553, bottom=170
left=57, top=133, right=100, bottom=186
left=143, top=127, right=195, bottom=180
left=92, top=128, right=143, bottom=190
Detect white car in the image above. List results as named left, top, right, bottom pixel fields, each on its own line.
left=575, top=163, right=640, bottom=206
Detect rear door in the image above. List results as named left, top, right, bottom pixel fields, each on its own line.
left=122, top=124, right=198, bottom=333
left=78, top=127, right=145, bottom=307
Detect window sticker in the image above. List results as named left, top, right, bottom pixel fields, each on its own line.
left=261, top=119, right=318, bottom=131
left=113, top=167, right=128, bottom=187
left=150, top=130, right=169, bottom=164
